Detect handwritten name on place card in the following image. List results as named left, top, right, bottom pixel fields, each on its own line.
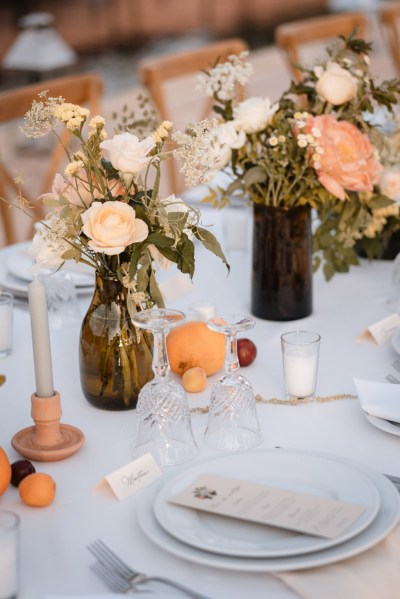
left=169, top=474, right=366, bottom=539
left=100, top=453, right=162, bottom=501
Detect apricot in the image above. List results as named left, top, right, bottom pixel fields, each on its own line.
left=18, top=472, right=56, bottom=507
left=182, top=367, right=207, bottom=393
left=0, top=447, right=12, bottom=496
left=167, top=321, right=225, bottom=376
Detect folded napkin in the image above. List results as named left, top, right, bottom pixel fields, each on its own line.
left=274, top=523, right=400, bottom=599
left=354, top=378, right=400, bottom=423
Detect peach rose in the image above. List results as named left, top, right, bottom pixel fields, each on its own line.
left=304, top=115, right=382, bottom=200
left=81, top=201, right=148, bottom=255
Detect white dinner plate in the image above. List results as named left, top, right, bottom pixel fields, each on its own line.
left=152, top=450, right=380, bottom=558
left=6, top=241, right=94, bottom=287
left=0, top=243, right=94, bottom=298
left=365, top=413, right=400, bottom=437
left=137, top=449, right=400, bottom=572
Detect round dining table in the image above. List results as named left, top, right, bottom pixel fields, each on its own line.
left=1, top=207, right=400, bottom=599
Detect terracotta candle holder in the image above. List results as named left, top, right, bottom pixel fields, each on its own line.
left=11, top=391, right=85, bottom=462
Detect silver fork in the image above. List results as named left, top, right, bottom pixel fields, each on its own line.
left=88, top=539, right=211, bottom=598
left=392, top=359, right=400, bottom=373
left=385, top=373, right=400, bottom=384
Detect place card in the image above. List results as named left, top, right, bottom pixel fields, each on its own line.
left=169, top=474, right=366, bottom=539
left=96, top=453, right=162, bottom=501
left=358, top=313, right=400, bottom=345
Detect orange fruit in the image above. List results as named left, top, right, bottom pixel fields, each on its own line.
left=167, top=321, right=225, bottom=376
left=18, top=472, right=56, bottom=507
left=182, top=367, right=207, bottom=393
left=0, top=447, right=11, bottom=495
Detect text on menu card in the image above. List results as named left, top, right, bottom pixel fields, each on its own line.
left=169, top=474, right=366, bottom=539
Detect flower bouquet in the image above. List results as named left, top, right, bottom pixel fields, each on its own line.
left=20, top=94, right=228, bottom=409
left=174, top=32, right=400, bottom=320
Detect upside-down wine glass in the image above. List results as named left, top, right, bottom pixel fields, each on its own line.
left=204, top=313, right=263, bottom=451
left=131, top=308, right=198, bottom=467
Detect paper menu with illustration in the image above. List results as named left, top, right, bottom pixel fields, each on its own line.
left=169, top=474, right=366, bottom=539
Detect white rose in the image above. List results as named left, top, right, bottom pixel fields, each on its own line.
left=232, top=97, right=279, bottom=134
left=160, top=193, right=195, bottom=235
left=217, top=121, right=246, bottom=150
left=315, top=62, right=358, bottom=106
left=100, top=133, right=155, bottom=175
left=81, top=201, right=148, bottom=255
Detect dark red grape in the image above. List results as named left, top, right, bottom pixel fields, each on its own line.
left=11, top=459, right=36, bottom=487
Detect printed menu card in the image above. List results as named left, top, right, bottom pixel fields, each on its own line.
left=169, top=474, right=366, bottom=539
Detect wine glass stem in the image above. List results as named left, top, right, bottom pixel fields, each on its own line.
left=152, top=329, right=169, bottom=381
left=225, top=332, right=239, bottom=376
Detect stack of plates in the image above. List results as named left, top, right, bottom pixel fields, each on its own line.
left=137, top=449, right=400, bottom=572
left=0, top=242, right=94, bottom=299
left=355, top=378, right=400, bottom=438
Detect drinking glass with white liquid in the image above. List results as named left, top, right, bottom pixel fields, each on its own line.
left=0, top=292, right=14, bottom=357
left=281, top=331, right=321, bottom=400
left=0, top=510, right=20, bottom=599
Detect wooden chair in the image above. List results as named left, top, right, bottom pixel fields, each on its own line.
left=137, top=38, right=249, bottom=194
left=275, top=12, right=368, bottom=81
left=0, top=73, right=104, bottom=246
left=379, top=3, right=400, bottom=76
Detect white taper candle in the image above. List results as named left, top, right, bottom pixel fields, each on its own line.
left=28, top=277, right=54, bottom=398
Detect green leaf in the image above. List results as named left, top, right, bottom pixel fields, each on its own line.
left=145, top=232, right=175, bottom=248
left=323, top=262, right=335, bottom=281
left=195, top=227, right=230, bottom=272
left=176, top=234, right=195, bottom=277
left=243, top=166, right=267, bottom=187
left=128, top=244, right=144, bottom=279
left=149, top=270, right=165, bottom=308
left=61, top=247, right=81, bottom=262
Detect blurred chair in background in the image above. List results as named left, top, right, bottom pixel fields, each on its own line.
left=379, top=3, right=400, bottom=76
left=0, top=73, right=103, bottom=246
left=138, top=38, right=249, bottom=195
left=275, top=12, right=367, bottom=81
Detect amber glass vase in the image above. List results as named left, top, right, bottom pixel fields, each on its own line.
left=79, top=273, right=154, bottom=410
left=251, top=204, right=313, bottom=321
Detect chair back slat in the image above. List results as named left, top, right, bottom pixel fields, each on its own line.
left=0, top=73, right=104, bottom=246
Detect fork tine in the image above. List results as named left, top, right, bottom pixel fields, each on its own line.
left=88, top=539, right=135, bottom=579
left=90, top=561, right=130, bottom=593
left=392, top=359, right=400, bottom=373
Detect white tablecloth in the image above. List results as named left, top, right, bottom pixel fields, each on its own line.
left=1, top=208, right=400, bottom=599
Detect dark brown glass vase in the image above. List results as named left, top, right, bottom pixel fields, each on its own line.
left=79, top=273, right=154, bottom=410
left=251, top=204, right=313, bottom=321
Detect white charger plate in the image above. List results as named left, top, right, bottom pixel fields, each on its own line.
left=152, top=450, right=380, bottom=558
left=0, top=243, right=94, bottom=298
left=6, top=241, right=94, bottom=287
left=365, top=413, right=400, bottom=437
left=137, top=449, right=400, bottom=572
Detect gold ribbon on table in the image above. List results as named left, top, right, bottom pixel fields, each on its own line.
left=190, top=393, right=357, bottom=414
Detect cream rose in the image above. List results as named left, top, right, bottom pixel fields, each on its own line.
left=81, top=201, right=148, bottom=255
left=315, top=62, right=358, bottom=106
left=100, top=132, right=155, bottom=175
left=232, top=97, right=279, bottom=134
